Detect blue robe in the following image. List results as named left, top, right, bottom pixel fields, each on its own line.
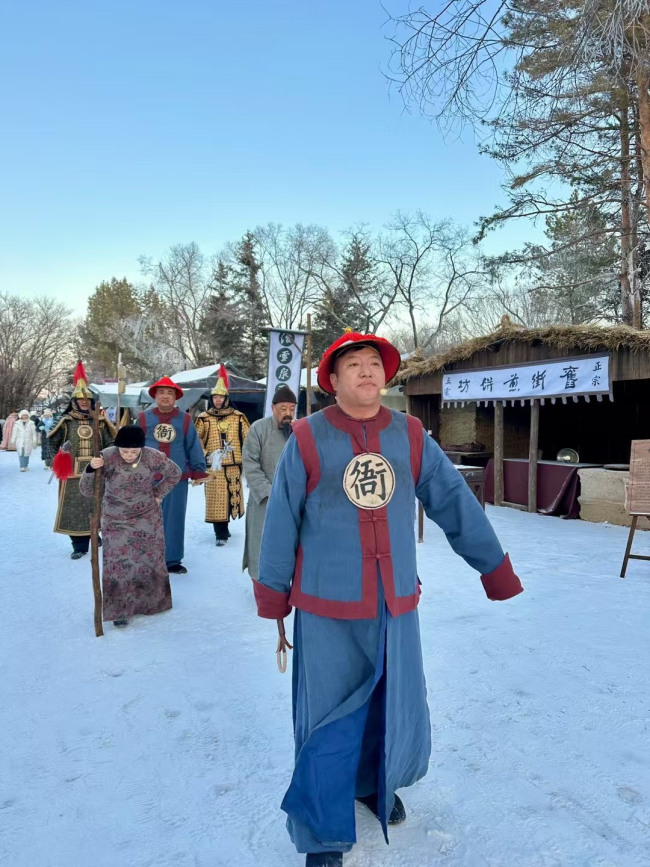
left=255, top=405, right=523, bottom=854
left=139, top=408, right=208, bottom=567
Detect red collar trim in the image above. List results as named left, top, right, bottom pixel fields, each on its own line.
left=152, top=407, right=179, bottom=421
left=323, top=404, right=392, bottom=436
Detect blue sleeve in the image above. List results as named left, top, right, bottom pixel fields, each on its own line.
left=258, top=436, right=307, bottom=595
left=416, top=436, right=505, bottom=575
left=185, top=418, right=207, bottom=471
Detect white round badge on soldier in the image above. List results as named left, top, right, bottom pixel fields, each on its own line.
left=343, top=453, right=396, bottom=510
left=153, top=423, right=176, bottom=443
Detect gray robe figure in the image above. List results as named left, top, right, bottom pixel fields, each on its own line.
left=242, top=415, right=291, bottom=578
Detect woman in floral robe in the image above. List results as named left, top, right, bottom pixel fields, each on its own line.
left=79, top=425, right=181, bottom=627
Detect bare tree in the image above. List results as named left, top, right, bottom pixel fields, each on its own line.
left=384, top=1, right=516, bottom=132
left=139, top=242, right=214, bottom=367
left=379, top=213, right=487, bottom=348
left=253, top=223, right=337, bottom=329
left=0, top=293, right=74, bottom=416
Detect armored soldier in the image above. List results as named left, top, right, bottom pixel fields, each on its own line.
left=49, top=362, right=116, bottom=559
left=195, top=365, right=250, bottom=546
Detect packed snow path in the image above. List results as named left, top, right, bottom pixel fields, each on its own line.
left=1, top=449, right=649, bottom=867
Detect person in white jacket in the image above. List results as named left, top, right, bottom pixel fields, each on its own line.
left=11, top=410, right=38, bottom=471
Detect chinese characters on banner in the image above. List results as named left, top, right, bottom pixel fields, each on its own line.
left=264, top=329, right=306, bottom=417
left=442, top=355, right=610, bottom=406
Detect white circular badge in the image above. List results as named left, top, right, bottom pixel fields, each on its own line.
left=153, top=423, right=176, bottom=443
left=343, top=452, right=395, bottom=510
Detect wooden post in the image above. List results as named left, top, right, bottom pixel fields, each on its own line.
left=305, top=313, right=312, bottom=417
left=116, top=352, right=122, bottom=431
left=406, top=393, right=425, bottom=542
left=89, top=405, right=104, bottom=637
left=528, top=399, right=540, bottom=513
left=494, top=401, right=504, bottom=507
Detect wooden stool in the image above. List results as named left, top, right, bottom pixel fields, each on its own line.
left=620, top=515, right=650, bottom=577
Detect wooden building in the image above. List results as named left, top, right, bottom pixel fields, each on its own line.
left=398, top=323, right=650, bottom=522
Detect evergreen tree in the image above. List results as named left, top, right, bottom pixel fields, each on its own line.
left=79, top=278, right=143, bottom=380
left=527, top=192, right=620, bottom=323
left=229, top=233, right=270, bottom=379
left=201, top=260, right=247, bottom=368
left=312, top=233, right=385, bottom=355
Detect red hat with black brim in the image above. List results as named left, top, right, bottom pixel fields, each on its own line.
left=317, top=331, right=401, bottom=395
left=148, top=376, right=184, bottom=400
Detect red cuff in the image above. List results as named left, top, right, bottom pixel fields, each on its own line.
left=190, top=470, right=210, bottom=480
left=252, top=579, right=292, bottom=619
left=481, top=553, right=524, bottom=601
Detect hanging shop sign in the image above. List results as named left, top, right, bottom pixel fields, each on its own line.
left=441, top=354, right=611, bottom=407
left=264, top=329, right=307, bottom=417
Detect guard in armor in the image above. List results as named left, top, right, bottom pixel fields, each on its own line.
left=49, top=361, right=116, bottom=559
left=195, top=365, right=250, bottom=546
left=139, top=376, right=209, bottom=574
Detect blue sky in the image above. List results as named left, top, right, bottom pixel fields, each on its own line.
left=1, top=0, right=532, bottom=308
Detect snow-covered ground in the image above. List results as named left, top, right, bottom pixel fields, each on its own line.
left=1, top=448, right=649, bottom=867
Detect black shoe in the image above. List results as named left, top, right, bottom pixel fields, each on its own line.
left=113, top=619, right=129, bottom=628
left=215, top=539, right=226, bottom=547
left=356, top=792, right=406, bottom=826
left=167, top=564, right=187, bottom=574
left=305, top=853, right=343, bottom=867
left=70, top=551, right=86, bottom=560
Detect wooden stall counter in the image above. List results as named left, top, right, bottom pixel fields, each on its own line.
left=485, top=458, right=603, bottom=518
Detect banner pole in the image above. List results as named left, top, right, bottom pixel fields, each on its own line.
left=116, top=352, right=122, bottom=430
left=305, top=314, right=312, bottom=417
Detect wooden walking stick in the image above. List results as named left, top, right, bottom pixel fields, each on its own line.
left=89, top=404, right=104, bottom=637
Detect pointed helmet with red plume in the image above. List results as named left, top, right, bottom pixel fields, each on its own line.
left=211, top=364, right=229, bottom=396
left=71, top=360, right=93, bottom=399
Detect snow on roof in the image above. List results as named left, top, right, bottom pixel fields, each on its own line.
left=170, top=364, right=222, bottom=384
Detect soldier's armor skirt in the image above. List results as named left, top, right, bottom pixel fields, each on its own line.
left=203, top=466, right=244, bottom=523
left=55, top=473, right=93, bottom=536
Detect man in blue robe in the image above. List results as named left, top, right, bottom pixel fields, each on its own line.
left=253, top=331, right=524, bottom=867
left=139, top=376, right=209, bottom=573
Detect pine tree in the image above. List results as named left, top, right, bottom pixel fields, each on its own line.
left=80, top=278, right=143, bottom=379
left=229, top=233, right=270, bottom=379
left=313, top=233, right=384, bottom=355
left=527, top=192, right=620, bottom=323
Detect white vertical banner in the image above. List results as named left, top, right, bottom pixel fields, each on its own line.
left=264, top=329, right=307, bottom=417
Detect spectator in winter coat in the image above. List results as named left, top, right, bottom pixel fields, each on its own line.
left=39, top=410, right=55, bottom=468
left=11, top=410, right=38, bottom=471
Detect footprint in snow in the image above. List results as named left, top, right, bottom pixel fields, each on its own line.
left=617, top=785, right=643, bottom=804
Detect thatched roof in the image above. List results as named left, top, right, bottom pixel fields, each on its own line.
left=398, top=323, right=650, bottom=382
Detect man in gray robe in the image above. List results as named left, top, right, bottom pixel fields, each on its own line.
left=242, top=385, right=297, bottom=578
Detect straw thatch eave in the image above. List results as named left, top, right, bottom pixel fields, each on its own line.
left=397, top=324, right=650, bottom=383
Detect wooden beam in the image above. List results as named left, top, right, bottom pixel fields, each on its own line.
left=494, top=401, right=504, bottom=506
left=528, top=399, right=540, bottom=513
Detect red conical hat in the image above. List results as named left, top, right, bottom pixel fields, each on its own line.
left=317, top=330, right=401, bottom=395
left=148, top=376, right=184, bottom=399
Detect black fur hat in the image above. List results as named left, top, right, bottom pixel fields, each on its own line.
left=272, top=385, right=297, bottom=404
left=114, top=425, right=145, bottom=449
